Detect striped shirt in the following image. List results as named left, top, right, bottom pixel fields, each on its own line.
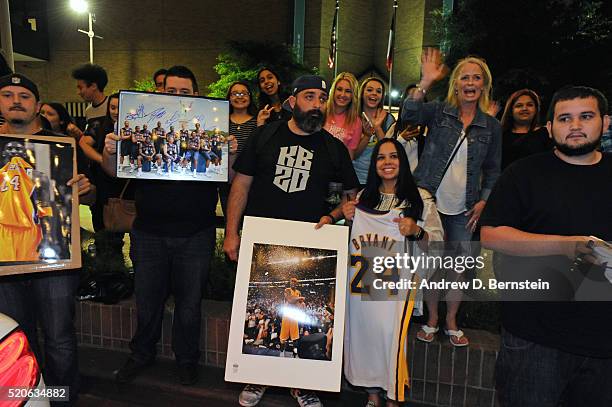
left=229, top=116, right=257, bottom=155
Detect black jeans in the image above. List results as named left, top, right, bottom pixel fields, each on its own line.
left=496, top=329, right=612, bottom=406
left=0, top=271, right=80, bottom=403
left=129, top=226, right=215, bottom=366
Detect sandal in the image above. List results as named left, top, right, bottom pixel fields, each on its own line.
left=444, top=329, right=469, bottom=347
left=416, top=325, right=439, bottom=343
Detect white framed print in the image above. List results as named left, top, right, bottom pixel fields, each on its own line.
left=225, top=216, right=349, bottom=392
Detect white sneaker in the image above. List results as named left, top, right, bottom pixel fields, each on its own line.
left=239, top=384, right=267, bottom=407
left=137, top=168, right=142, bottom=176
left=192, top=170, right=197, bottom=177
left=291, top=389, right=323, bottom=407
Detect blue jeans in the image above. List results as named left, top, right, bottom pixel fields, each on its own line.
left=0, top=271, right=80, bottom=402
left=129, top=226, right=215, bottom=366
left=496, top=329, right=612, bottom=407
left=438, top=211, right=480, bottom=256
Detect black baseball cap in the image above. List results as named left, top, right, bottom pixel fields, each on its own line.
left=0, top=73, right=40, bottom=100
left=291, top=75, right=328, bottom=96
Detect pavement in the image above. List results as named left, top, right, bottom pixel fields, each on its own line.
left=77, top=347, right=435, bottom=406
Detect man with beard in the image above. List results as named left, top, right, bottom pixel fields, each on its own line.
left=0, top=73, right=94, bottom=405
left=224, top=75, right=358, bottom=407
left=480, top=86, right=612, bottom=406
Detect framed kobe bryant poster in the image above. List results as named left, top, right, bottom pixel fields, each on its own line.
left=225, top=216, right=349, bottom=392
left=116, top=90, right=229, bottom=182
left=0, top=133, right=81, bottom=275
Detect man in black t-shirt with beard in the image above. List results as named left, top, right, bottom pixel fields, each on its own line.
left=481, top=86, right=612, bottom=407
left=224, top=75, right=358, bottom=407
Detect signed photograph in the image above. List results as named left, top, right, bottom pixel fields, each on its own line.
left=117, top=91, right=229, bottom=182
left=226, top=217, right=349, bottom=392
left=0, top=134, right=81, bottom=275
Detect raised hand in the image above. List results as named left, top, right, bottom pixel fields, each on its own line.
left=257, top=104, right=275, bottom=126
left=420, top=48, right=449, bottom=88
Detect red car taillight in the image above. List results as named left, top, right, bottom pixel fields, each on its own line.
left=0, top=329, right=41, bottom=407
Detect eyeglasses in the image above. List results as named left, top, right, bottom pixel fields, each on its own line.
left=230, top=92, right=249, bottom=97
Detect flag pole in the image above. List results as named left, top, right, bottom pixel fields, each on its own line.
left=387, top=0, right=398, bottom=114
left=334, top=0, right=339, bottom=78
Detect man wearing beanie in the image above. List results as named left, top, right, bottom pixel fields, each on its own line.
left=224, top=75, right=359, bottom=407
left=0, top=72, right=94, bottom=405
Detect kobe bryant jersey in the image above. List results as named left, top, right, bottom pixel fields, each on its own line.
left=0, top=156, right=40, bottom=228
left=344, top=205, right=416, bottom=403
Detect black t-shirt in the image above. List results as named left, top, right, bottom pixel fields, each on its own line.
left=234, top=122, right=359, bottom=223
left=133, top=180, right=218, bottom=237
left=480, top=151, right=612, bottom=357
left=501, top=127, right=552, bottom=170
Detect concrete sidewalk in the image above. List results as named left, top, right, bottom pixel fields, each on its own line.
left=78, top=347, right=434, bottom=406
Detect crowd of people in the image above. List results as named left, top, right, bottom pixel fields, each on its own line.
left=0, top=42, right=611, bottom=407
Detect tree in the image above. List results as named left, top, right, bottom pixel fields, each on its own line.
left=207, top=41, right=317, bottom=98
left=432, top=0, right=612, bottom=110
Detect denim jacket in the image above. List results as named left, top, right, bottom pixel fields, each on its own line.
left=401, top=99, right=502, bottom=211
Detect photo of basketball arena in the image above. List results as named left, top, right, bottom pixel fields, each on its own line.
left=0, top=135, right=76, bottom=273
left=243, top=243, right=337, bottom=362
left=116, top=91, right=229, bottom=182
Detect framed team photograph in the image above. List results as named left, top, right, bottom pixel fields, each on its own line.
left=116, top=90, right=229, bottom=182
left=0, top=134, right=81, bottom=275
left=225, top=216, right=349, bottom=392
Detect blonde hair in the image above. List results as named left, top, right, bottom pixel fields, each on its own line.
left=326, top=72, right=360, bottom=125
left=445, top=56, right=492, bottom=113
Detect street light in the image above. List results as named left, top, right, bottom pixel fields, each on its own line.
left=70, top=0, right=103, bottom=64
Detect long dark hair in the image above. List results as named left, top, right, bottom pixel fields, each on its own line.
left=42, top=102, right=75, bottom=133
left=500, top=89, right=541, bottom=133
left=256, top=67, right=289, bottom=110
left=227, top=81, right=257, bottom=116
left=100, top=92, right=120, bottom=136
left=359, top=138, right=423, bottom=221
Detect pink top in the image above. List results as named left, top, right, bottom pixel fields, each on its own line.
left=324, top=112, right=362, bottom=151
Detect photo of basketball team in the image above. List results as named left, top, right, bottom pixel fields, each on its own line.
left=116, top=91, right=230, bottom=182
left=0, top=135, right=76, bottom=273
left=243, top=243, right=337, bottom=362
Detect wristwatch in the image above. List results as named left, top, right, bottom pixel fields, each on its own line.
left=413, top=226, right=425, bottom=241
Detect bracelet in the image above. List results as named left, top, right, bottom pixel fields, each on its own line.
left=326, top=213, right=337, bottom=224
left=416, top=83, right=427, bottom=95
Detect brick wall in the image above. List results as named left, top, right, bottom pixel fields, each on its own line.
left=76, top=299, right=500, bottom=407
left=14, top=0, right=442, bottom=102
left=16, top=0, right=292, bottom=102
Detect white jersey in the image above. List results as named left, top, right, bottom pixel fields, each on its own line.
left=344, top=200, right=443, bottom=402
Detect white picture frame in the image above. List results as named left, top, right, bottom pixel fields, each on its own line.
left=225, top=216, right=349, bottom=392
left=116, top=90, right=229, bottom=182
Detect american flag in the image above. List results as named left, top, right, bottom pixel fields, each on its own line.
left=328, top=0, right=339, bottom=69
left=386, top=0, right=398, bottom=72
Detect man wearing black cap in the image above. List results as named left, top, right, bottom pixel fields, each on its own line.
left=0, top=72, right=94, bottom=404
left=224, top=75, right=359, bottom=407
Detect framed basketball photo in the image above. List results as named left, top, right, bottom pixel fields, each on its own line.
left=225, top=216, right=349, bottom=392
left=0, top=133, right=81, bottom=275
left=116, top=90, right=229, bottom=182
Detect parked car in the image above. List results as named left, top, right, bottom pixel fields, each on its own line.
left=0, top=313, right=49, bottom=406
